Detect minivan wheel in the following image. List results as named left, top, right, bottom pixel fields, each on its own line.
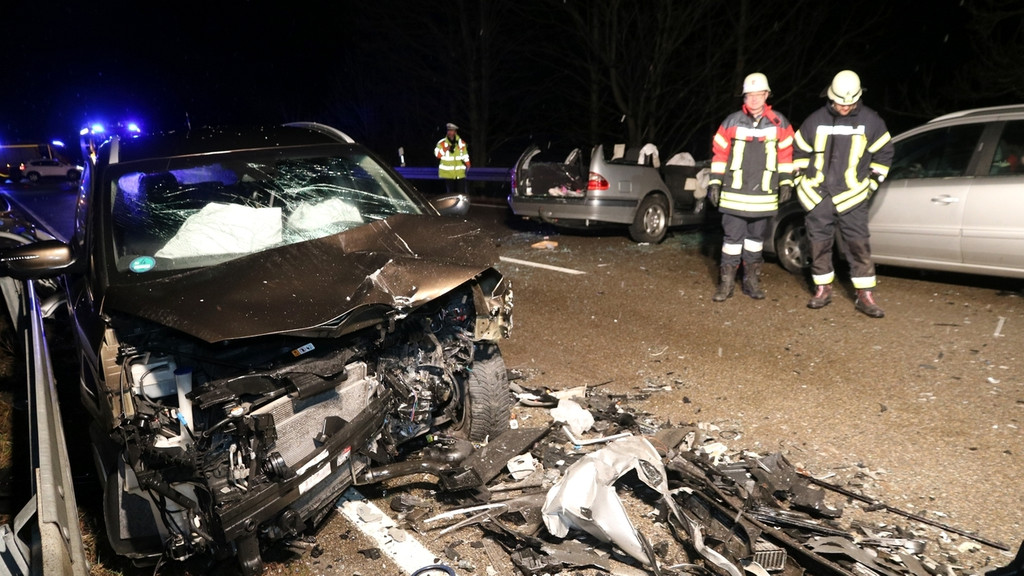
left=27, top=172, right=40, bottom=182
left=67, top=170, right=81, bottom=181
left=776, top=217, right=811, bottom=273
left=629, top=194, right=668, bottom=243
left=457, top=344, right=511, bottom=442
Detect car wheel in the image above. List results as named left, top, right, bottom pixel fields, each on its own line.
left=459, top=344, right=511, bottom=442
left=67, top=170, right=80, bottom=181
left=27, top=172, right=40, bottom=182
left=629, top=194, right=668, bottom=243
left=776, top=217, right=811, bottom=273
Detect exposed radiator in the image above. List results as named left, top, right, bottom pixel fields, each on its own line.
left=254, top=362, right=376, bottom=467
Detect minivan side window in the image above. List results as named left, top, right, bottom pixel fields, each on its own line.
left=888, top=124, right=985, bottom=181
left=988, top=120, right=1024, bottom=175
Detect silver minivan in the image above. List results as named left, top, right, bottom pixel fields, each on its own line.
left=767, top=104, right=1024, bottom=279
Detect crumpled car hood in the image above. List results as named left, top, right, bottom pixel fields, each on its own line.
left=103, top=214, right=499, bottom=343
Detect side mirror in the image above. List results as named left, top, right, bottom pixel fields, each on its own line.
left=0, top=240, right=75, bottom=279
left=430, top=194, right=471, bottom=217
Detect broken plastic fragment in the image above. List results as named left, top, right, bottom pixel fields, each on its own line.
left=541, top=436, right=671, bottom=565
left=550, top=399, right=594, bottom=436
left=549, top=385, right=588, bottom=401
left=562, top=425, right=632, bottom=446
left=957, top=541, right=981, bottom=553
left=507, top=453, right=537, bottom=480
left=356, top=503, right=382, bottom=523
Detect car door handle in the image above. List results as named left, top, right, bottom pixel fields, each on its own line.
left=930, top=195, right=960, bottom=204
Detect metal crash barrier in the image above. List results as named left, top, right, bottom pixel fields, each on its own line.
left=393, top=166, right=511, bottom=182
left=0, top=275, right=88, bottom=575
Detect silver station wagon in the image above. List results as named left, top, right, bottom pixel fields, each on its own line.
left=508, top=143, right=707, bottom=243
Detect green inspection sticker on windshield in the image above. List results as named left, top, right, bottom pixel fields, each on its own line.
left=128, top=256, right=156, bottom=273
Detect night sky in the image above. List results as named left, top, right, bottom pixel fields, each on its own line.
left=1, top=1, right=1013, bottom=166
left=3, top=2, right=352, bottom=146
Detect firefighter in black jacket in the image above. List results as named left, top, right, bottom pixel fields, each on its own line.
left=793, top=70, right=893, bottom=318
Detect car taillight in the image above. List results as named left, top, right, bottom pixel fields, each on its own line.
left=587, top=172, right=609, bottom=191
left=18, top=163, right=25, bottom=171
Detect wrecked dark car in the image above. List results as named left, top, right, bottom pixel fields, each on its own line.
left=0, top=123, right=513, bottom=575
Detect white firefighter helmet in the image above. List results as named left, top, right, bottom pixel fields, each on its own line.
left=827, top=70, right=862, bottom=105
left=742, top=72, right=771, bottom=94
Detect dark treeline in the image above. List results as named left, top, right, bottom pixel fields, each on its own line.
left=4, top=1, right=1022, bottom=166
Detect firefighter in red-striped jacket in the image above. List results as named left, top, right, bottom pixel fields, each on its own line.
left=708, top=73, right=795, bottom=302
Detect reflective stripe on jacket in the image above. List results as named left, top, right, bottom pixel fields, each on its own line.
left=435, top=136, right=470, bottom=180
left=710, top=104, right=794, bottom=217
left=793, top=103, right=893, bottom=213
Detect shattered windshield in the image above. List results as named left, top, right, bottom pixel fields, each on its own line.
left=110, top=148, right=423, bottom=273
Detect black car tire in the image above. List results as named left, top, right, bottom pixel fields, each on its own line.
left=27, top=172, right=40, bottom=183
left=67, top=170, right=80, bottom=181
left=461, top=344, right=511, bottom=442
left=776, top=217, right=811, bottom=274
left=629, top=194, right=668, bottom=243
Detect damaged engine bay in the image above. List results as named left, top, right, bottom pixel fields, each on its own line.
left=95, top=282, right=512, bottom=575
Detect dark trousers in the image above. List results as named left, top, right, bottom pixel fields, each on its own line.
left=720, top=213, right=768, bottom=267
left=805, top=200, right=876, bottom=288
left=444, top=178, right=468, bottom=195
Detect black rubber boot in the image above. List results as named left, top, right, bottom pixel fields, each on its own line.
left=741, top=262, right=766, bottom=299
left=855, top=289, right=885, bottom=318
left=807, top=284, right=833, bottom=309
left=713, top=265, right=738, bottom=302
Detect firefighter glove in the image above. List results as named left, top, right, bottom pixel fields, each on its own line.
left=778, top=184, right=792, bottom=204
left=708, top=184, right=721, bottom=207
left=867, top=172, right=884, bottom=199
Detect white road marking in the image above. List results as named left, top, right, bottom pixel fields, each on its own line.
left=336, top=487, right=440, bottom=573
left=994, top=316, right=1006, bottom=337
left=499, top=256, right=586, bottom=275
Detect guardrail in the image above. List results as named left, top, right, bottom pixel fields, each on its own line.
left=393, top=166, right=512, bottom=182
left=0, top=277, right=88, bottom=576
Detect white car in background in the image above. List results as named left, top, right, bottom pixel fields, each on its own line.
left=766, top=104, right=1024, bottom=279
left=20, top=157, right=82, bottom=182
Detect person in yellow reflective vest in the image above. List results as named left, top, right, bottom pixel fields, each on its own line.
left=708, top=73, right=795, bottom=302
left=792, top=70, right=893, bottom=318
left=435, top=122, right=471, bottom=195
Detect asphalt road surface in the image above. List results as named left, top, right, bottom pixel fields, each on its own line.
left=2, top=182, right=1021, bottom=575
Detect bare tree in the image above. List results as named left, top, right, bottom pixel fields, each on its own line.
left=520, top=0, right=894, bottom=157
left=957, top=0, right=1024, bottom=101
left=319, top=0, right=897, bottom=166
left=867, top=1, right=1023, bottom=126
left=523, top=0, right=735, bottom=153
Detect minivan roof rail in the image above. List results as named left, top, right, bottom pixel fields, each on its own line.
left=929, top=104, right=1024, bottom=123
left=283, top=122, right=355, bottom=144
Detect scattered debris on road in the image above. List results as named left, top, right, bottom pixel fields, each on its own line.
left=326, top=377, right=1020, bottom=576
